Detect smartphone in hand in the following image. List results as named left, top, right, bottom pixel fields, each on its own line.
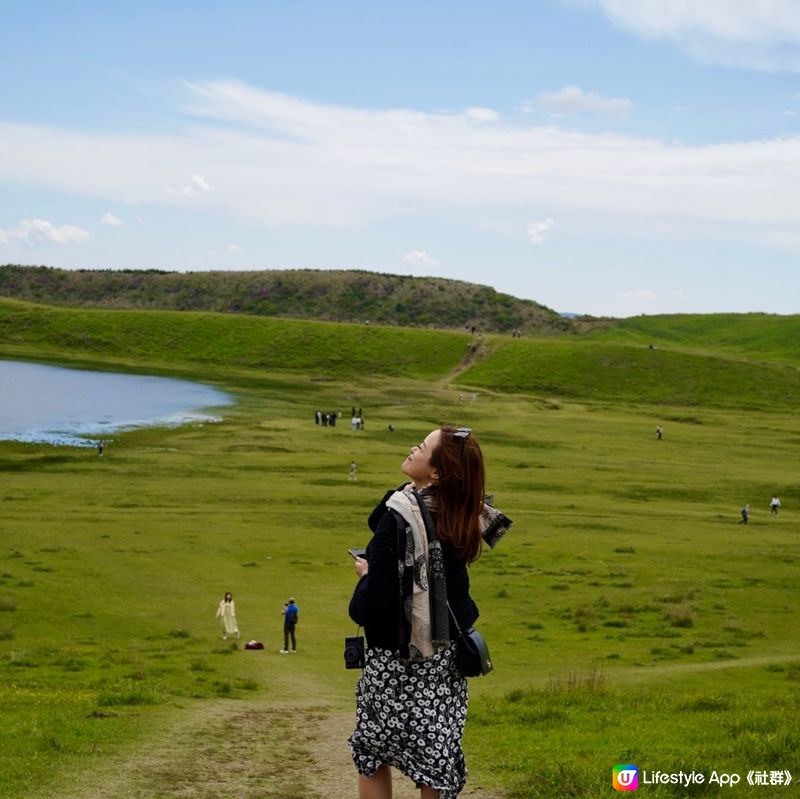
left=348, top=548, right=367, bottom=560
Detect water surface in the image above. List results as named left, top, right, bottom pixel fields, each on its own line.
left=0, top=359, right=233, bottom=446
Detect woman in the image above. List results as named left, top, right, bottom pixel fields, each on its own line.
left=349, top=425, right=510, bottom=799
left=216, top=591, right=239, bottom=640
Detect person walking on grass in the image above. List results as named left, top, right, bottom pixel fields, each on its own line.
left=349, top=425, right=511, bottom=799
left=216, top=592, right=239, bottom=640
left=280, top=597, right=299, bottom=653
left=739, top=504, right=750, bottom=524
left=770, top=495, right=781, bottom=515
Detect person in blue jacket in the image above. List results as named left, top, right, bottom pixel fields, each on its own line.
left=280, top=597, right=299, bottom=653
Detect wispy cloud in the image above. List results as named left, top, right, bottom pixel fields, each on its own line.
left=1, top=81, right=800, bottom=252
left=101, top=212, right=123, bottom=227
left=527, top=218, right=556, bottom=244
left=588, top=0, right=800, bottom=72
left=618, top=288, right=656, bottom=301
left=0, top=218, right=91, bottom=245
left=227, top=243, right=243, bottom=255
left=166, top=173, right=214, bottom=198
left=539, top=86, right=632, bottom=115
left=404, top=250, right=439, bottom=267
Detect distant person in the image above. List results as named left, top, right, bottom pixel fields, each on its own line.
left=349, top=461, right=358, bottom=481
left=329, top=413, right=337, bottom=428
left=388, top=424, right=395, bottom=433
left=216, top=592, right=239, bottom=640
left=322, top=413, right=329, bottom=427
left=738, top=504, right=750, bottom=525
left=280, top=597, right=299, bottom=653
left=315, top=410, right=322, bottom=425
left=656, top=425, right=663, bottom=440
left=770, top=496, right=781, bottom=515
left=97, top=439, right=104, bottom=456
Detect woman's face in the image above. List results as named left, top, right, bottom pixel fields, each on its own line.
left=401, top=429, right=441, bottom=488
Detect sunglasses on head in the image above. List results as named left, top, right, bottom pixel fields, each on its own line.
left=452, top=427, right=472, bottom=440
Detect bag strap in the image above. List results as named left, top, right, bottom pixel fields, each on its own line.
left=446, top=601, right=464, bottom=637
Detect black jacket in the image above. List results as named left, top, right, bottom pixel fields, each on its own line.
left=349, top=489, right=479, bottom=652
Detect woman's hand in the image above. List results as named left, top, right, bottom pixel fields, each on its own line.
left=354, top=556, right=369, bottom=579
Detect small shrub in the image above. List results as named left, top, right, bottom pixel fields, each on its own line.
left=97, top=686, right=160, bottom=706
left=168, top=628, right=191, bottom=639
left=678, top=695, right=732, bottom=713
left=664, top=603, right=695, bottom=628
left=0, top=598, right=17, bottom=612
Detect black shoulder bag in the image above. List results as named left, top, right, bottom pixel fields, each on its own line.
left=447, top=603, right=493, bottom=677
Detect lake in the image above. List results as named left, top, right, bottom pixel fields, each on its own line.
left=0, top=359, right=234, bottom=446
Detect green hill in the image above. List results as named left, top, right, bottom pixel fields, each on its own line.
left=0, top=298, right=469, bottom=380
left=585, top=312, right=800, bottom=366
left=0, top=264, right=568, bottom=335
left=2, top=297, right=800, bottom=411
left=461, top=337, right=800, bottom=410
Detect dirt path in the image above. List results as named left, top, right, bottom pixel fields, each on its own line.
left=60, top=698, right=503, bottom=799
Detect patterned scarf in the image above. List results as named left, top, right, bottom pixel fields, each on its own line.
left=386, top=485, right=450, bottom=659
left=386, top=485, right=513, bottom=660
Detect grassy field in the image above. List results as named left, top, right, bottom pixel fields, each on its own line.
left=0, top=303, right=798, bottom=798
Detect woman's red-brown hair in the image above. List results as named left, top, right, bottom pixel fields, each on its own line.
left=429, top=425, right=485, bottom=563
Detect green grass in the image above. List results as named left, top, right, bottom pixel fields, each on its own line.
left=0, top=297, right=469, bottom=380
left=0, top=264, right=566, bottom=334
left=0, top=304, right=799, bottom=797
left=586, top=312, right=800, bottom=367
left=461, top=336, right=800, bottom=409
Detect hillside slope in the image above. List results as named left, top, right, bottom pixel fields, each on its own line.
left=461, top=337, right=800, bottom=410
left=0, top=265, right=569, bottom=335
left=585, top=313, right=800, bottom=366
left=2, top=298, right=800, bottom=410
left=0, top=298, right=470, bottom=380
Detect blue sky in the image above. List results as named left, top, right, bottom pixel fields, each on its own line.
left=2, top=0, right=800, bottom=317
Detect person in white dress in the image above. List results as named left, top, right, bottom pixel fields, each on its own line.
left=216, top=592, right=239, bottom=640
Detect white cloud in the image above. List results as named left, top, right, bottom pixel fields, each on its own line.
left=2, top=81, right=800, bottom=252
left=618, top=288, right=656, bottom=300
left=166, top=173, right=214, bottom=197
left=0, top=218, right=91, bottom=246
left=101, top=212, right=123, bottom=227
left=404, top=250, right=439, bottom=267
left=463, top=106, right=500, bottom=123
left=588, top=0, right=800, bottom=72
left=227, top=243, right=243, bottom=255
left=527, top=218, right=556, bottom=244
left=539, top=86, right=632, bottom=115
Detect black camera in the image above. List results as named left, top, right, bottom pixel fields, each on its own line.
left=344, top=635, right=365, bottom=669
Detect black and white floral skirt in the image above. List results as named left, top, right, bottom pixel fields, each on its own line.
left=349, top=644, right=468, bottom=799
